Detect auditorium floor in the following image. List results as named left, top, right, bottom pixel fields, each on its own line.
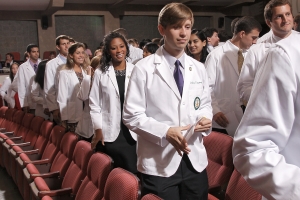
left=0, top=167, right=22, bottom=200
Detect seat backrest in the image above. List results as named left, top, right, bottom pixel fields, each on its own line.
left=9, top=52, right=21, bottom=60
left=102, top=168, right=141, bottom=200
left=41, top=125, right=65, bottom=162
left=0, top=106, right=8, bottom=126
left=33, top=120, right=53, bottom=155
left=50, top=132, right=78, bottom=177
left=76, top=152, right=113, bottom=200
left=8, top=110, right=25, bottom=136
left=203, top=131, right=234, bottom=189
left=225, top=169, right=262, bottom=200
left=16, top=113, right=35, bottom=137
left=61, top=140, right=93, bottom=195
left=43, top=51, right=56, bottom=60
left=1, top=108, right=16, bottom=131
left=23, top=116, right=44, bottom=146
left=141, top=194, right=163, bottom=200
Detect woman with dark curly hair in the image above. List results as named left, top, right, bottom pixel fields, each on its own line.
left=188, top=29, right=208, bottom=63
left=89, top=31, right=137, bottom=174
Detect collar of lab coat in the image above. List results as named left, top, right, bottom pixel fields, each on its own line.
left=222, top=41, right=240, bottom=76
left=153, top=46, right=194, bottom=100
left=107, top=62, right=134, bottom=97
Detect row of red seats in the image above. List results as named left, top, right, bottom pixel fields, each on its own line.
left=0, top=106, right=161, bottom=200
left=0, top=105, right=261, bottom=200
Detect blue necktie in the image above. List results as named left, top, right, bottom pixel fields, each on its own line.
left=174, top=60, right=184, bottom=96
left=34, top=64, right=37, bottom=73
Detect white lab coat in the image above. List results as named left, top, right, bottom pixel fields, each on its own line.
left=44, top=55, right=66, bottom=112
left=123, top=47, right=212, bottom=177
left=12, top=59, right=40, bottom=109
left=57, top=67, right=88, bottom=123
left=0, top=77, right=15, bottom=108
left=233, top=32, right=300, bottom=200
left=205, top=40, right=244, bottom=134
left=31, top=80, right=49, bottom=120
left=76, top=73, right=93, bottom=138
left=89, top=62, right=136, bottom=141
left=128, top=45, right=143, bottom=63
left=237, top=31, right=297, bottom=102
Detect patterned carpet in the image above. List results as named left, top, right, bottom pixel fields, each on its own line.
left=0, top=167, right=22, bottom=200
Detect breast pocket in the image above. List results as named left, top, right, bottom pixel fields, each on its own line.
left=188, top=84, right=204, bottom=112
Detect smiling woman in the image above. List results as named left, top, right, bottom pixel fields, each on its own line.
left=89, top=31, right=138, bottom=174
left=57, top=42, right=92, bottom=135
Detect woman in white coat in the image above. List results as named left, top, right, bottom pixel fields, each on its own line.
left=57, top=42, right=91, bottom=133
left=0, top=62, right=19, bottom=108
left=89, top=32, right=137, bottom=174
left=31, top=60, right=51, bottom=119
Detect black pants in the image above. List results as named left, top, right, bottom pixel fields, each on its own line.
left=141, top=154, right=208, bottom=200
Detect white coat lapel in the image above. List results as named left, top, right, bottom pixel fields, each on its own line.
left=107, top=65, right=119, bottom=96
left=125, top=62, right=134, bottom=97
left=223, top=42, right=239, bottom=76
left=154, top=49, right=181, bottom=100
left=25, top=60, right=35, bottom=74
left=182, top=58, right=193, bottom=100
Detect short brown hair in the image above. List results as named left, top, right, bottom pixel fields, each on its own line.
left=55, top=35, right=70, bottom=46
left=264, top=0, right=292, bottom=22
left=158, top=3, right=194, bottom=28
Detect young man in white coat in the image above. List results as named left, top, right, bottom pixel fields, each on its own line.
left=44, top=35, right=70, bottom=124
left=237, top=0, right=295, bottom=103
left=11, top=44, right=41, bottom=113
left=205, top=16, right=261, bottom=136
left=232, top=22, right=300, bottom=200
left=123, top=3, right=212, bottom=199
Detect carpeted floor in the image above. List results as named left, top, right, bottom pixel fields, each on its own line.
left=0, top=167, right=22, bottom=200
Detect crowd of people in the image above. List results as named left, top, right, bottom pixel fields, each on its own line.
left=1, top=0, right=300, bottom=199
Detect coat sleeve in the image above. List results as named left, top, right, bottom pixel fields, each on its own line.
left=205, top=53, right=222, bottom=115
left=44, top=62, right=59, bottom=111
left=233, top=46, right=300, bottom=200
left=89, top=71, right=102, bottom=130
left=0, top=78, right=11, bottom=98
left=123, top=66, right=170, bottom=147
left=17, top=65, right=28, bottom=107
left=31, top=81, right=44, bottom=104
left=57, top=71, right=69, bottom=121
left=236, top=48, right=257, bottom=102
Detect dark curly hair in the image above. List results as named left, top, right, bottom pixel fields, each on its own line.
left=100, top=32, right=130, bottom=72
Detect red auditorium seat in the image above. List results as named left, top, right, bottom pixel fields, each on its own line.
left=0, top=106, right=8, bottom=126
left=30, top=140, right=93, bottom=199
left=11, top=120, right=53, bottom=197
left=208, top=169, right=262, bottom=200
left=43, top=51, right=56, bottom=60
left=9, top=51, right=21, bottom=60
left=0, top=110, right=25, bottom=143
left=17, top=125, right=65, bottom=199
left=0, top=108, right=16, bottom=132
left=102, top=168, right=141, bottom=200
left=203, top=131, right=234, bottom=190
left=4, top=116, right=44, bottom=179
left=41, top=196, right=53, bottom=200
left=75, top=152, right=113, bottom=200
left=141, top=194, right=163, bottom=200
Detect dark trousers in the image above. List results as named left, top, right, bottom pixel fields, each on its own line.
left=141, top=154, right=208, bottom=200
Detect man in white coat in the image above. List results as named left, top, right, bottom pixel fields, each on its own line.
left=237, top=0, right=295, bottom=103
left=123, top=3, right=212, bottom=199
left=11, top=44, right=40, bottom=113
left=112, top=28, right=143, bottom=63
left=233, top=25, right=300, bottom=200
left=44, top=35, right=70, bottom=124
left=205, top=16, right=261, bottom=136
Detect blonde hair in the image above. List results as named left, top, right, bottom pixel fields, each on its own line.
left=158, top=3, right=194, bottom=28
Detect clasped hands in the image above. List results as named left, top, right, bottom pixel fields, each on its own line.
left=166, top=118, right=212, bottom=156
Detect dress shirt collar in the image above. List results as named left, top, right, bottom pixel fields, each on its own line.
left=162, top=46, right=185, bottom=70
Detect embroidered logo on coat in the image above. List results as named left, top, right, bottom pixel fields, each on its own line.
left=194, top=97, right=201, bottom=110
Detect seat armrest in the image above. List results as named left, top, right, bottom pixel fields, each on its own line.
left=31, top=171, right=60, bottom=179
left=7, top=136, right=22, bottom=141
left=1, top=131, right=14, bottom=135
left=11, top=142, right=31, bottom=147
left=0, top=128, right=6, bottom=132
left=25, top=158, right=50, bottom=165
left=38, top=188, right=73, bottom=198
left=17, top=149, right=39, bottom=156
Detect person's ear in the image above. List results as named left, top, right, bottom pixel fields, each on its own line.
left=158, top=24, right=165, bottom=36
left=203, top=40, right=207, bottom=47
